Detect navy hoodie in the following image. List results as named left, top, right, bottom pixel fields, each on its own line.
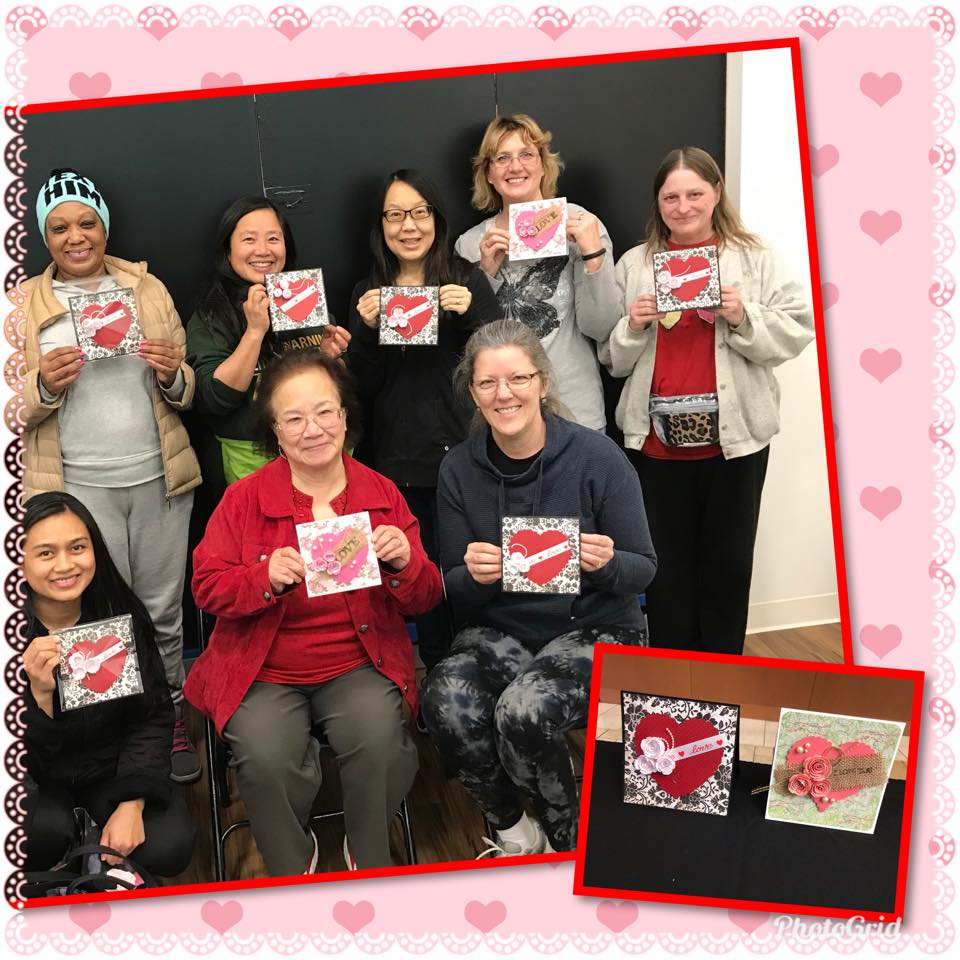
left=437, top=414, right=657, bottom=641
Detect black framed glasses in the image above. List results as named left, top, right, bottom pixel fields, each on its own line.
left=382, top=205, right=434, bottom=223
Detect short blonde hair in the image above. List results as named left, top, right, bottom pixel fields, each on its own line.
left=470, top=114, right=564, bottom=213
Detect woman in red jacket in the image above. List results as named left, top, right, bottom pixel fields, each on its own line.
left=185, top=350, right=441, bottom=876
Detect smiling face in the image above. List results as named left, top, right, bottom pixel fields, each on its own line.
left=486, top=131, right=544, bottom=207
left=271, top=367, right=346, bottom=472
left=469, top=345, right=547, bottom=448
left=382, top=180, right=436, bottom=271
left=44, top=201, right=107, bottom=282
left=657, top=167, right=722, bottom=245
left=24, top=510, right=96, bottom=606
left=229, top=207, right=287, bottom=284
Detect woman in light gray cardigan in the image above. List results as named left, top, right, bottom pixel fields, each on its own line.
left=600, top=147, right=814, bottom=655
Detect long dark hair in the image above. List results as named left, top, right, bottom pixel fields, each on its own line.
left=368, top=169, right=471, bottom=289
left=194, top=196, right=298, bottom=350
left=22, top=492, right=157, bottom=655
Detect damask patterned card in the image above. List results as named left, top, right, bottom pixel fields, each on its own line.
left=264, top=269, right=329, bottom=332
left=56, top=614, right=142, bottom=712
left=652, top=245, right=722, bottom=313
left=378, top=286, right=439, bottom=346
left=68, top=288, right=144, bottom=361
left=508, top=197, right=569, bottom=261
left=622, top=691, right=739, bottom=815
left=500, top=515, right=580, bottom=595
left=764, top=708, right=904, bottom=834
left=296, top=511, right=382, bottom=598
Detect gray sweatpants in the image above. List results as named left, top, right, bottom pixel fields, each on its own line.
left=223, top=665, right=419, bottom=876
left=63, top=476, right=193, bottom=706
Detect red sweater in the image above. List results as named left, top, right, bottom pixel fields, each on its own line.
left=185, top=454, right=442, bottom=734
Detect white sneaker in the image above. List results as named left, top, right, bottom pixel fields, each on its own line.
left=342, top=835, right=358, bottom=871
left=303, top=828, right=318, bottom=874
left=475, top=817, right=546, bottom=858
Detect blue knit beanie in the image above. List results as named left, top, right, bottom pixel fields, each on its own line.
left=36, top=169, right=110, bottom=244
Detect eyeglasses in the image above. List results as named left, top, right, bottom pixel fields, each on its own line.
left=274, top=408, right=344, bottom=436
left=382, top=205, right=434, bottom=223
left=472, top=372, right=540, bottom=394
left=490, top=150, right=540, bottom=169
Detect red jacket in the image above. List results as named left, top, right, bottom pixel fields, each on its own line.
left=185, top=453, right=442, bottom=735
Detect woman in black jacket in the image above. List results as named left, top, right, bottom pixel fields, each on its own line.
left=20, top=491, right=194, bottom=882
left=347, top=169, right=499, bottom=671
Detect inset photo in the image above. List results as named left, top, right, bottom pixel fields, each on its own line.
left=574, top=647, right=922, bottom=922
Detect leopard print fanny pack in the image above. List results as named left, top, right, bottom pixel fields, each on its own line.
left=649, top=393, right=720, bottom=448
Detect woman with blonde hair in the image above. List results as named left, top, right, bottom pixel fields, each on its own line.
left=600, top=147, right=814, bottom=654
left=455, top=114, right=619, bottom=429
left=423, top=320, right=655, bottom=856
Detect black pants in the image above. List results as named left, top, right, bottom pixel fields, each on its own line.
left=24, top=777, right=195, bottom=877
left=402, top=486, right=453, bottom=672
left=631, top=446, right=769, bottom=655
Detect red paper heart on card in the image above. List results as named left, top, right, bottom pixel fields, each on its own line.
left=515, top=205, right=562, bottom=252
left=666, top=256, right=711, bottom=301
left=79, top=301, right=132, bottom=350
left=785, top=736, right=881, bottom=811
left=507, top=529, right=571, bottom=586
left=633, top=714, right=723, bottom=798
left=384, top=294, right=432, bottom=339
left=66, top=635, right=126, bottom=694
left=274, top=277, right=319, bottom=324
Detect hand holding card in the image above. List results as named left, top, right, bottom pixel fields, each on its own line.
left=38, top=345, right=84, bottom=395
left=372, top=524, right=410, bottom=571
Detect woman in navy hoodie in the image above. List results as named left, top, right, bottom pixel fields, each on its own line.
left=422, top=319, right=656, bottom=856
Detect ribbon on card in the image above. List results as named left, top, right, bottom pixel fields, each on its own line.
left=656, top=266, right=714, bottom=296
left=66, top=639, right=126, bottom=681
left=633, top=732, right=728, bottom=777
left=80, top=307, right=127, bottom=337
left=503, top=540, right=571, bottom=576
left=275, top=283, right=317, bottom=315
left=386, top=301, right=433, bottom=330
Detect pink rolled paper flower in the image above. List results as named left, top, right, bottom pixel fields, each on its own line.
left=788, top=773, right=812, bottom=796
left=803, top=755, right=832, bottom=782
left=809, top=780, right=831, bottom=800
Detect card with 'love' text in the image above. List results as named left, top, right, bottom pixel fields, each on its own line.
left=622, top=691, right=739, bottom=816
left=265, top=269, right=329, bottom=332
left=500, top=515, right=580, bottom=595
left=508, top=197, right=569, bottom=261
left=764, top=708, right=904, bottom=834
left=296, top=512, right=382, bottom=598
left=56, top=615, right=143, bottom=712
left=652, top=244, right=722, bottom=313
left=379, top=286, right=439, bottom=346
left=68, top=288, right=144, bottom=361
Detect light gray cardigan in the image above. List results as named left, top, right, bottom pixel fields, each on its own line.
left=599, top=241, right=814, bottom=459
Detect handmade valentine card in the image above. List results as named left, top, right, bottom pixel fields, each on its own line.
left=296, top=511, right=383, bottom=598
left=622, top=692, right=739, bottom=815
left=265, top=269, right=329, bottom=332
left=764, top=708, right=904, bottom=834
left=56, top=615, right=143, bottom=712
left=652, top=245, right=722, bottom=313
left=508, top=197, right=568, bottom=261
left=378, top=286, right=439, bottom=346
left=68, top=288, right=143, bottom=361
left=500, top=516, right=580, bottom=595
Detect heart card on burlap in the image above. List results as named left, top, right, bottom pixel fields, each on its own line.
left=622, top=691, right=739, bottom=815
left=501, top=516, right=580, bottom=595
left=764, top=708, right=904, bottom=834
left=68, top=288, right=143, bottom=361
left=56, top=614, right=142, bottom=711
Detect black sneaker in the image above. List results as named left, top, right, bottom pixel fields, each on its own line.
left=170, top=717, right=202, bottom=784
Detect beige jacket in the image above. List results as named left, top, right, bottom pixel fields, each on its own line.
left=19, top=254, right=201, bottom=500
left=599, top=241, right=814, bottom=459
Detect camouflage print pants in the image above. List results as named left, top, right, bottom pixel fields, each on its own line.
left=421, top=624, right=647, bottom=851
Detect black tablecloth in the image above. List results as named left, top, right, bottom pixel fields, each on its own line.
left=581, top=741, right=904, bottom=913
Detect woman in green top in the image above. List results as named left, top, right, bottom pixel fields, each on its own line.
left=186, top=197, right=350, bottom=499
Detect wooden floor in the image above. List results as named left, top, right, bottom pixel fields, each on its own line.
left=168, top=621, right=839, bottom=886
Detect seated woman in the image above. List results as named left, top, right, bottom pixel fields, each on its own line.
left=600, top=147, right=814, bottom=654
left=185, top=350, right=442, bottom=876
left=20, top=491, right=194, bottom=885
left=186, top=197, right=350, bottom=499
left=422, top=320, right=657, bottom=855
left=347, top=168, right=498, bottom=671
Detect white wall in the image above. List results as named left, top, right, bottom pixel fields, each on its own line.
left=731, top=49, right=840, bottom=631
